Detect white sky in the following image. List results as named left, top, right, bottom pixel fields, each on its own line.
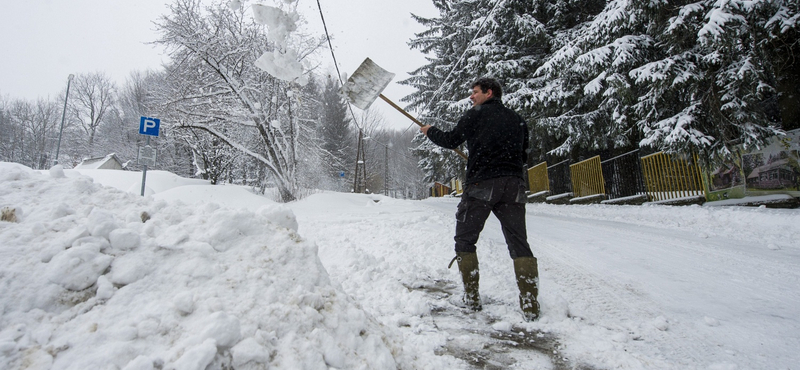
left=0, top=0, right=438, bottom=131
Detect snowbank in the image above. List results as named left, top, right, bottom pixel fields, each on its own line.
left=0, top=163, right=401, bottom=369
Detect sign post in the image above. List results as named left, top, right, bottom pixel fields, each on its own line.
left=138, top=117, right=160, bottom=196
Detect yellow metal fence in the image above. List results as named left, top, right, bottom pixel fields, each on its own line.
left=450, top=178, right=463, bottom=195
left=640, top=152, right=706, bottom=202
left=527, top=162, right=549, bottom=194
left=430, top=182, right=452, bottom=197
left=569, top=156, right=605, bottom=198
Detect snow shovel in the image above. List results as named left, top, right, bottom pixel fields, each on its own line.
left=342, top=58, right=468, bottom=160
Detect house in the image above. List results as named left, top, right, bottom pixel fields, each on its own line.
left=430, top=182, right=452, bottom=197
left=75, top=154, right=125, bottom=170
left=746, top=159, right=797, bottom=190
left=711, top=163, right=742, bottom=190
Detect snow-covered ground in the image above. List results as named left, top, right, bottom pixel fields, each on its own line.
left=1, top=162, right=798, bottom=369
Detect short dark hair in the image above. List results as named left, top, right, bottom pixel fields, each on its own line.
left=471, top=78, right=503, bottom=98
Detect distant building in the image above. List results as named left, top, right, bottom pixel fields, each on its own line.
left=75, top=154, right=125, bottom=170
left=746, top=159, right=797, bottom=190
left=710, top=163, right=742, bottom=190
left=430, top=182, right=452, bottom=197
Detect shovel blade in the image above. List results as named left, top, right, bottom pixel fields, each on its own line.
left=342, top=58, right=395, bottom=110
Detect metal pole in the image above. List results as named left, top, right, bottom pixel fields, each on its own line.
left=353, top=131, right=362, bottom=193
left=384, top=145, right=389, bottom=196
left=141, top=136, right=150, bottom=196
left=54, top=74, right=74, bottom=165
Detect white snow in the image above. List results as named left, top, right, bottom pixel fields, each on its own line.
left=1, top=161, right=799, bottom=369
left=251, top=4, right=298, bottom=46
left=250, top=2, right=308, bottom=86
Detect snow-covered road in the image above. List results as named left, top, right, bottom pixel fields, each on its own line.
left=528, top=205, right=800, bottom=366
left=291, top=194, right=800, bottom=369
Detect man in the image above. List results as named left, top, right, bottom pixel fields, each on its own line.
left=420, top=78, right=539, bottom=321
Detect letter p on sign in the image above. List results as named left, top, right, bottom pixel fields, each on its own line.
left=139, top=116, right=161, bottom=137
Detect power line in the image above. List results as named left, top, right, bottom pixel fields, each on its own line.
left=316, top=0, right=418, bottom=194
left=315, top=0, right=365, bottom=135
left=315, top=0, right=402, bottom=153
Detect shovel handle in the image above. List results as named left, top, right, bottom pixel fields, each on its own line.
left=379, top=94, right=424, bottom=127
left=378, top=94, right=468, bottom=160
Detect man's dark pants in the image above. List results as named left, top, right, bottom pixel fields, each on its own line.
left=454, top=176, right=533, bottom=259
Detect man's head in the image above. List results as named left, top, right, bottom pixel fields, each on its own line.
left=470, top=78, right=503, bottom=106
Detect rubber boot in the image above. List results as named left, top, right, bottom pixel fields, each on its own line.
left=454, top=252, right=482, bottom=311
left=514, top=256, right=540, bottom=321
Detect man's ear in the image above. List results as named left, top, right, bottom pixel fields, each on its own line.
left=486, top=89, right=494, bottom=98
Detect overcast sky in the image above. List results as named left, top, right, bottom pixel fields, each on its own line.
left=0, top=0, right=438, bottom=130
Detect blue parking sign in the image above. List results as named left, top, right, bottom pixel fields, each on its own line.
left=139, top=116, right=160, bottom=136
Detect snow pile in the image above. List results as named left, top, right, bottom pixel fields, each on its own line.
left=250, top=2, right=308, bottom=85
left=54, top=168, right=209, bottom=197
left=0, top=162, right=400, bottom=369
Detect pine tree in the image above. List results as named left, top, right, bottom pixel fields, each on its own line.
left=527, top=0, right=796, bottom=163
left=319, top=76, right=353, bottom=189
left=402, top=0, right=509, bottom=183
left=629, top=0, right=794, bottom=161
left=403, top=0, right=555, bottom=179
left=405, top=0, right=798, bottom=170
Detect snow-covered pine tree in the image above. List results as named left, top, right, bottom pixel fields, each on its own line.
left=516, top=0, right=654, bottom=162
left=630, top=0, right=794, bottom=162
left=524, top=0, right=797, bottom=164
left=402, top=0, right=478, bottom=184
left=404, top=0, right=547, bottom=182
left=291, top=76, right=330, bottom=194
left=319, top=76, right=354, bottom=190
left=759, top=0, right=800, bottom=131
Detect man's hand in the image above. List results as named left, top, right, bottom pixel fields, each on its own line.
left=420, top=125, right=432, bottom=136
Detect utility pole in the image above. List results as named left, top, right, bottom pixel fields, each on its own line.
left=353, top=131, right=360, bottom=193
left=54, top=74, right=74, bottom=165
left=353, top=130, right=367, bottom=193
left=364, top=135, right=392, bottom=196
left=384, top=144, right=389, bottom=196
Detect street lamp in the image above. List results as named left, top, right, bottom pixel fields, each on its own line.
left=54, top=74, right=75, bottom=166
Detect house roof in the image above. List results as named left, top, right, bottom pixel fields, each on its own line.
left=747, top=159, right=790, bottom=179
left=75, top=153, right=123, bottom=169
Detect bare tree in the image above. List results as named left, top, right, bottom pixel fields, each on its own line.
left=69, top=72, right=116, bottom=154
left=30, top=98, right=60, bottom=168
left=154, top=0, right=325, bottom=202
left=356, top=108, right=387, bottom=193
left=0, top=98, right=60, bottom=169
left=182, top=129, right=236, bottom=184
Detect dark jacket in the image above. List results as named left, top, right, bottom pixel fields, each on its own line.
left=426, top=98, right=529, bottom=185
